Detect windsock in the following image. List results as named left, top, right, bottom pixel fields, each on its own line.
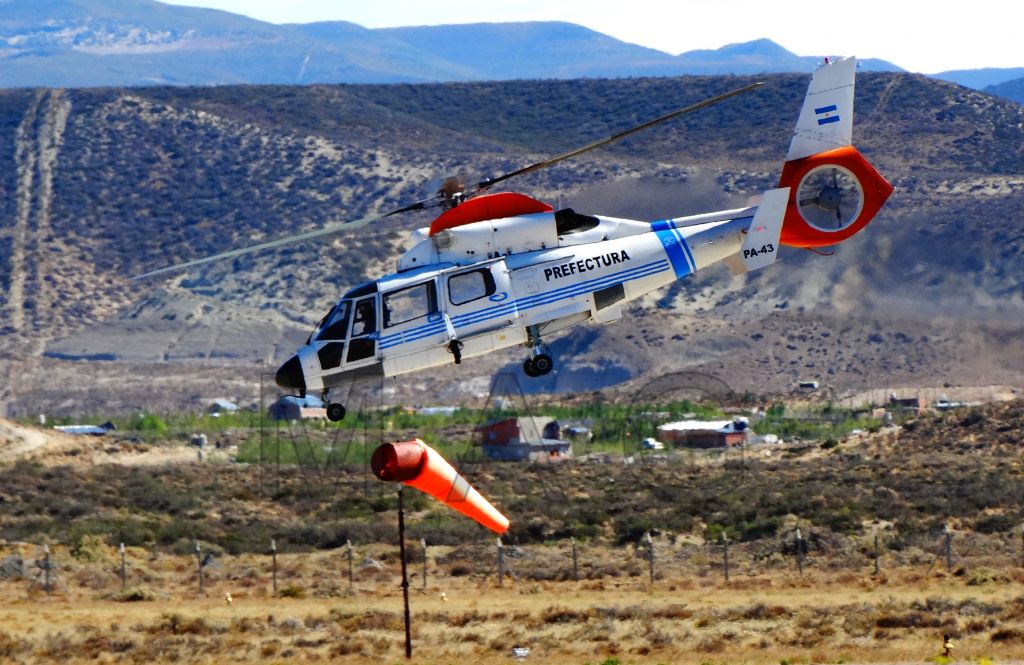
left=371, top=439, right=509, bottom=534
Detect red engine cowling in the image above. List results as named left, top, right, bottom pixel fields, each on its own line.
left=777, top=145, right=893, bottom=248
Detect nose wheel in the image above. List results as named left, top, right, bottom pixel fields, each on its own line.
left=321, top=391, right=345, bottom=422
left=326, top=402, right=346, bottom=422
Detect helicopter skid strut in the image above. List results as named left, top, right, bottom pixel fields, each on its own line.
left=523, top=325, right=554, bottom=378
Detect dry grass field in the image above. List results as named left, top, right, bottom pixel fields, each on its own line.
left=2, top=545, right=1024, bottom=664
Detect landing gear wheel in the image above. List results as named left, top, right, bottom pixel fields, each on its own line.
left=326, top=403, right=346, bottom=422
left=531, top=353, right=553, bottom=376
left=523, top=358, right=540, bottom=377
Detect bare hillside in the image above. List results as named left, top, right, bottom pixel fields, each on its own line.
left=0, top=74, right=1021, bottom=415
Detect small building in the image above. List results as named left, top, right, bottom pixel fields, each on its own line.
left=657, top=418, right=749, bottom=449
left=476, top=416, right=572, bottom=461
left=888, top=394, right=924, bottom=415
left=207, top=398, right=240, bottom=416
left=269, top=395, right=326, bottom=421
left=55, top=421, right=116, bottom=436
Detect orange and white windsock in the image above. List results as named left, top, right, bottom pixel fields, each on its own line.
left=371, top=439, right=509, bottom=534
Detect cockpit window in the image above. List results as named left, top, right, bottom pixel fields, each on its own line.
left=315, top=301, right=351, bottom=341
left=383, top=282, right=436, bottom=328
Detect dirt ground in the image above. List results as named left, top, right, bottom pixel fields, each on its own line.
left=2, top=558, right=1023, bottom=664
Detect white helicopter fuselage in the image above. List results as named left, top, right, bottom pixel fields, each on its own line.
left=291, top=204, right=763, bottom=393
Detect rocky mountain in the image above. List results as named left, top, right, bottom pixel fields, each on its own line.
left=0, top=72, right=1022, bottom=416
left=0, top=0, right=902, bottom=87
left=935, top=67, right=1024, bottom=90
left=985, top=77, right=1024, bottom=105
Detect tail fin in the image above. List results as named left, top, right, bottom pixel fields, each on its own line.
left=788, top=56, right=856, bottom=161
left=777, top=56, right=893, bottom=248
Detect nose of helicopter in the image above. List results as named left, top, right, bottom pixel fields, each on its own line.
left=275, top=355, right=305, bottom=392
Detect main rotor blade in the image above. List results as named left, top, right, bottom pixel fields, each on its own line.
left=133, top=210, right=391, bottom=280
left=475, top=81, right=764, bottom=192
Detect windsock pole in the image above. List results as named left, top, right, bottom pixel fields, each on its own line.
left=398, top=487, right=412, bottom=659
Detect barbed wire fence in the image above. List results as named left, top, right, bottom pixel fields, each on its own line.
left=3, top=517, right=1022, bottom=602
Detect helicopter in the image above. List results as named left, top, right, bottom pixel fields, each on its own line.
left=140, top=56, right=892, bottom=422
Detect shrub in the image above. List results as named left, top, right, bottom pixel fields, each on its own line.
left=109, top=587, right=158, bottom=602
left=130, top=413, right=168, bottom=433
left=277, top=585, right=305, bottom=599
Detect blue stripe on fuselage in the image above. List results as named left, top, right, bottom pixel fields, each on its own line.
left=651, top=220, right=692, bottom=278
left=651, top=220, right=697, bottom=276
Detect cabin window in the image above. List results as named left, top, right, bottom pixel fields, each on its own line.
left=351, top=297, right=377, bottom=336
left=383, top=282, right=436, bottom=328
left=448, top=268, right=496, bottom=306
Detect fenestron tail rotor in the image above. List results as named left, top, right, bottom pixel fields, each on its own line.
left=136, top=81, right=764, bottom=280
left=796, top=165, right=863, bottom=232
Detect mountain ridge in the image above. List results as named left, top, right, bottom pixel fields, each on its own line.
left=0, top=0, right=905, bottom=87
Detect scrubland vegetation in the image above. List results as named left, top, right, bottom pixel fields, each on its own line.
left=0, top=400, right=1021, bottom=662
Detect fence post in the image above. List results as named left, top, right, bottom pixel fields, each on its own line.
left=571, top=537, right=579, bottom=582
left=644, top=532, right=654, bottom=585
left=421, top=538, right=428, bottom=591
left=347, top=539, right=354, bottom=593
left=722, top=532, right=730, bottom=582
left=195, top=541, right=204, bottom=594
left=497, top=538, right=505, bottom=587
left=944, top=523, right=953, bottom=571
left=796, top=528, right=804, bottom=576
left=270, top=539, right=278, bottom=593
left=43, top=545, right=51, bottom=594
left=119, top=542, right=127, bottom=590
left=873, top=530, right=880, bottom=575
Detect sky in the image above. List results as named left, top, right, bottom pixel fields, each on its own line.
left=160, top=0, right=1022, bottom=74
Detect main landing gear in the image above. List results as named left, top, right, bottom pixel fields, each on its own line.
left=523, top=325, right=554, bottom=378
left=322, top=390, right=346, bottom=422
